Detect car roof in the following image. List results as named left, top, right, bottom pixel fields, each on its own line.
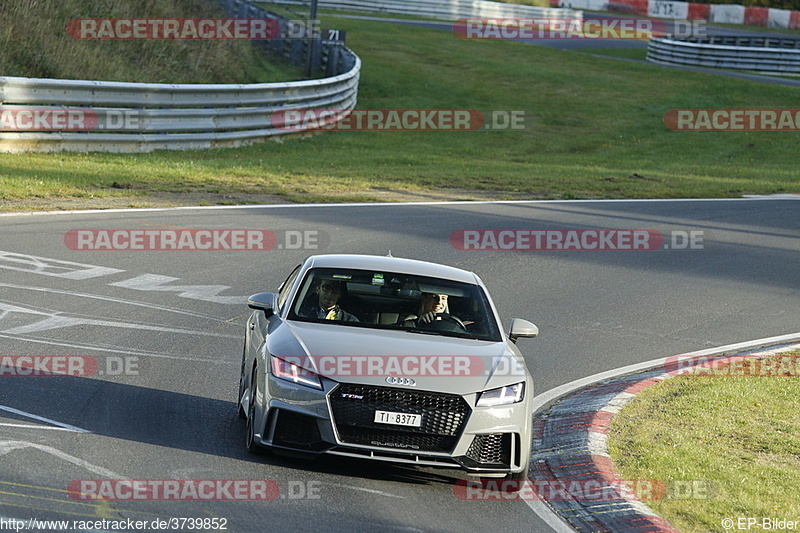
left=305, top=254, right=479, bottom=284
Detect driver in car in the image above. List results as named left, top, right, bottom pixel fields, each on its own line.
left=399, top=292, right=453, bottom=327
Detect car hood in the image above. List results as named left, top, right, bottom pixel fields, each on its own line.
left=267, top=320, right=529, bottom=394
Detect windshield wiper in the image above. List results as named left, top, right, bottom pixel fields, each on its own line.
left=403, top=328, right=444, bottom=336
left=403, top=328, right=481, bottom=340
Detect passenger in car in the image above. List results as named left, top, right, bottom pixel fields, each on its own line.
left=301, top=280, right=359, bottom=322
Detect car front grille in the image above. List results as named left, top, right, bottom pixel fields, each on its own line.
left=329, top=384, right=470, bottom=453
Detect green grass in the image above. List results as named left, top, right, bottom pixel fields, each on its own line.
left=713, top=21, right=800, bottom=35
left=0, top=0, right=303, bottom=83
left=1, top=14, right=800, bottom=209
left=607, top=351, right=800, bottom=533
left=575, top=47, right=649, bottom=60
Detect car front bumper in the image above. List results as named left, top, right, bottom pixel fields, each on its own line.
left=252, top=373, right=532, bottom=475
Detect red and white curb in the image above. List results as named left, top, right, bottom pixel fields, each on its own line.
left=527, top=332, right=800, bottom=532
left=553, top=0, right=800, bottom=30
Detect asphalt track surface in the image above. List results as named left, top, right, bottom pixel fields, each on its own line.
left=1, top=199, right=798, bottom=532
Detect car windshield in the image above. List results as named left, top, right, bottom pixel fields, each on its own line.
left=287, top=267, right=502, bottom=341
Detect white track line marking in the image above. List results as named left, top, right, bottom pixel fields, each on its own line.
left=0, top=423, right=88, bottom=432
left=0, top=333, right=237, bottom=364
left=0, top=282, right=233, bottom=322
left=0, top=301, right=238, bottom=338
left=0, top=251, right=123, bottom=279
left=0, top=406, right=90, bottom=434
left=109, top=274, right=244, bottom=305
left=0, top=441, right=122, bottom=478
left=319, top=482, right=405, bottom=499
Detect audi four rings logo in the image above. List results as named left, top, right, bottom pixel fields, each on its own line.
left=386, top=376, right=416, bottom=386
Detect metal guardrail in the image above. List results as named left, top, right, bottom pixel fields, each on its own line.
left=0, top=0, right=360, bottom=153
left=647, top=36, right=800, bottom=75
left=269, top=0, right=582, bottom=22
left=686, top=35, right=800, bottom=49
left=0, top=71, right=360, bottom=152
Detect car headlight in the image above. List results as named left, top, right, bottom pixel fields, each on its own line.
left=270, top=355, right=323, bottom=390
left=476, top=382, right=524, bottom=407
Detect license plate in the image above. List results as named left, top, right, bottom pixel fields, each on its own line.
left=373, top=410, right=422, bottom=427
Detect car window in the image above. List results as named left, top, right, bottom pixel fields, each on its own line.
left=277, top=264, right=301, bottom=312
left=287, top=267, right=501, bottom=341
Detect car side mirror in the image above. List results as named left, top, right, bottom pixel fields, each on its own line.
left=248, top=292, right=278, bottom=318
left=508, top=318, right=538, bottom=343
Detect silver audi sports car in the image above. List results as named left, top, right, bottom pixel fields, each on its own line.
left=238, top=254, right=539, bottom=483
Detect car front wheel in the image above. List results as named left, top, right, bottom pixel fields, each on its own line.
left=237, top=341, right=248, bottom=420
left=245, top=366, right=262, bottom=455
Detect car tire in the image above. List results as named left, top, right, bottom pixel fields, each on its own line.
left=236, top=350, right=247, bottom=420
left=237, top=387, right=247, bottom=419
left=245, top=366, right=263, bottom=455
